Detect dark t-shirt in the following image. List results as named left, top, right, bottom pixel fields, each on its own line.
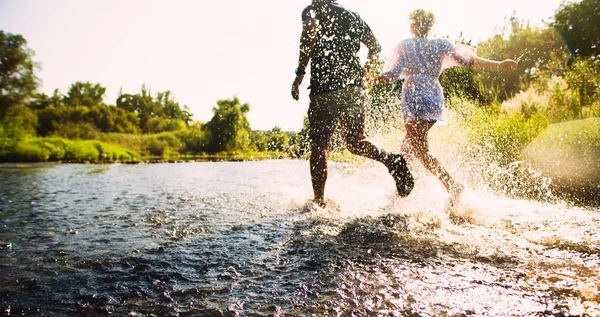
left=302, top=3, right=377, bottom=94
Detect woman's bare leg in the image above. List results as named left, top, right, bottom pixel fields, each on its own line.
left=404, top=119, right=461, bottom=193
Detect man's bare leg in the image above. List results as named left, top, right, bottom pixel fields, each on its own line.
left=341, top=110, right=414, bottom=196
left=309, top=138, right=329, bottom=207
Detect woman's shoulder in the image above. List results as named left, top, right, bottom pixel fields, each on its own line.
left=430, top=38, right=454, bottom=47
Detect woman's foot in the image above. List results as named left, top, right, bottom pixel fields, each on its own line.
left=448, top=182, right=464, bottom=199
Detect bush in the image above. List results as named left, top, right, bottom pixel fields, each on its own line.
left=445, top=97, right=551, bottom=199
left=53, top=122, right=100, bottom=140
left=64, top=140, right=100, bottom=161
left=0, top=124, right=25, bottom=159
left=98, top=133, right=144, bottom=152
left=0, top=137, right=141, bottom=163
left=13, top=142, right=49, bottom=162
left=522, top=118, right=600, bottom=204
left=142, top=135, right=168, bottom=156
left=176, top=127, right=207, bottom=153
left=35, top=138, right=67, bottom=161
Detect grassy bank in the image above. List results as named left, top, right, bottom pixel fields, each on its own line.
left=0, top=134, right=289, bottom=164
left=0, top=136, right=141, bottom=163
left=436, top=89, right=600, bottom=205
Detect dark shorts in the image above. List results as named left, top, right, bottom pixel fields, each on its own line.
left=308, top=86, right=368, bottom=144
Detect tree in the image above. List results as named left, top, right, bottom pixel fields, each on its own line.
left=63, top=81, right=106, bottom=107
left=117, top=85, right=191, bottom=133
left=29, top=89, right=63, bottom=111
left=0, top=31, right=39, bottom=120
left=204, top=96, right=252, bottom=153
left=552, top=0, right=600, bottom=58
left=476, top=16, right=567, bottom=99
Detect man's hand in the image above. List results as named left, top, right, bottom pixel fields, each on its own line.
left=291, top=75, right=304, bottom=101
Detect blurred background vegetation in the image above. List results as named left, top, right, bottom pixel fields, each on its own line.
left=1, top=0, right=599, bottom=203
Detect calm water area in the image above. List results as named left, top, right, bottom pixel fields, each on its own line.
left=0, top=160, right=599, bottom=316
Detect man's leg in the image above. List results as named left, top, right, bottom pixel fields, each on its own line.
left=404, top=119, right=461, bottom=194
left=337, top=87, right=413, bottom=196
left=308, top=95, right=336, bottom=207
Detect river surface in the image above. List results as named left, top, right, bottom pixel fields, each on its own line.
left=0, top=160, right=599, bottom=316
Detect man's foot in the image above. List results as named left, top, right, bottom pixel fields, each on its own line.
left=386, top=153, right=414, bottom=197
left=313, top=198, right=327, bottom=209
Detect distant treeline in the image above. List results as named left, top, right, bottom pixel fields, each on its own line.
left=1, top=0, right=599, bottom=163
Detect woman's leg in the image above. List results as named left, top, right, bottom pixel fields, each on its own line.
left=404, top=118, right=462, bottom=194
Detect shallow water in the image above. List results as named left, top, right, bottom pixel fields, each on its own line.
left=0, top=160, right=598, bottom=316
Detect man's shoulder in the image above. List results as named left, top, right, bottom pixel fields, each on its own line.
left=302, top=3, right=359, bottom=21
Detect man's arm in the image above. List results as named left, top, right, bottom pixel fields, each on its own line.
left=291, top=18, right=318, bottom=101
left=361, top=29, right=382, bottom=79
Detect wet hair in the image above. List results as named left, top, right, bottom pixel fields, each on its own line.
left=409, top=9, right=435, bottom=37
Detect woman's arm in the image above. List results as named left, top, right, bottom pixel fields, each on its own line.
left=473, top=56, right=518, bottom=70
left=371, top=75, right=397, bottom=86
left=370, top=43, right=405, bottom=86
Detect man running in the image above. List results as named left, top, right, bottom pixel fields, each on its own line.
left=291, top=0, right=413, bottom=207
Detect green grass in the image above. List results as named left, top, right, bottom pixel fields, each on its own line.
left=0, top=136, right=141, bottom=163
left=522, top=117, right=600, bottom=187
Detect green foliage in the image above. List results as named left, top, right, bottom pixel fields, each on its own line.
left=13, top=141, right=48, bottom=162
left=476, top=18, right=568, bottom=100
left=563, top=57, right=600, bottom=108
left=29, top=89, right=62, bottom=111
left=447, top=98, right=551, bottom=199
left=552, top=0, right=600, bottom=58
left=53, top=121, right=101, bottom=140
left=36, top=103, right=141, bottom=136
left=1, top=105, right=38, bottom=134
left=0, top=31, right=39, bottom=119
left=142, top=136, right=169, bottom=157
left=174, top=124, right=207, bottom=153
left=145, top=117, right=186, bottom=134
left=0, top=136, right=140, bottom=163
left=523, top=118, right=600, bottom=180
left=63, top=81, right=106, bottom=107
left=251, top=127, right=292, bottom=152
left=439, top=67, right=487, bottom=104
left=0, top=123, right=26, bottom=158
left=204, top=96, right=252, bottom=153
left=502, top=75, right=598, bottom=124
left=464, top=108, right=549, bottom=165
left=117, top=86, right=192, bottom=133
left=522, top=118, right=600, bottom=204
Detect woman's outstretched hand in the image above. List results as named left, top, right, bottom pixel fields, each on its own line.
left=499, top=59, right=518, bottom=71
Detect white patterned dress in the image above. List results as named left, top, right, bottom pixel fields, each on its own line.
left=381, top=37, right=476, bottom=123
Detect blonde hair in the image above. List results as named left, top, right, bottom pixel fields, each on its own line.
left=409, top=9, right=435, bottom=37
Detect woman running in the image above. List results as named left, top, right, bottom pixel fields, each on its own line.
left=371, top=9, right=518, bottom=197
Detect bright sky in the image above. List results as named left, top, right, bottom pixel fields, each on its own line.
left=0, top=0, right=565, bottom=131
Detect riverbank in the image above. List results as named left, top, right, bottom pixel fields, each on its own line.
left=0, top=135, right=290, bottom=164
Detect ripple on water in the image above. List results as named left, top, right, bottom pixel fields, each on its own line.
left=0, top=161, right=598, bottom=316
